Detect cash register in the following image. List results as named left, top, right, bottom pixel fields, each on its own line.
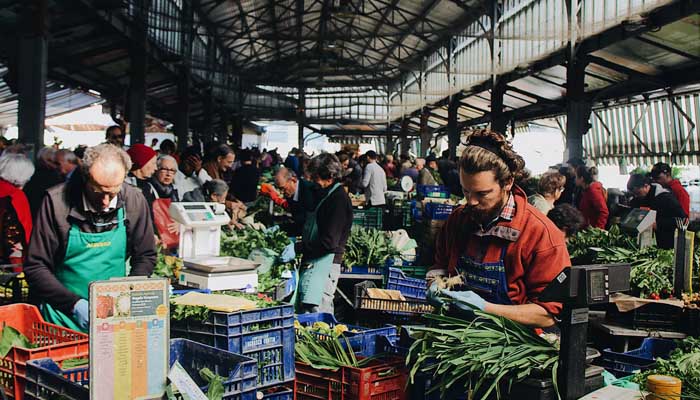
left=169, top=202, right=259, bottom=290
left=619, top=208, right=657, bottom=248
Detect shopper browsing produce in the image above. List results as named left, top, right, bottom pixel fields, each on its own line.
left=24, top=144, right=156, bottom=332
left=427, top=129, right=570, bottom=328
left=297, top=153, right=352, bottom=314
left=627, top=173, right=687, bottom=250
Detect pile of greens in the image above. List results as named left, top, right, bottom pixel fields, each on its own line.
left=567, top=227, right=676, bottom=299
left=295, top=326, right=374, bottom=371
left=343, top=227, right=400, bottom=268
left=0, top=326, right=36, bottom=357
left=152, top=247, right=183, bottom=281
left=633, top=337, right=700, bottom=399
left=407, top=312, right=560, bottom=400
left=170, top=292, right=279, bottom=321
left=220, top=226, right=290, bottom=259
left=258, top=257, right=298, bottom=296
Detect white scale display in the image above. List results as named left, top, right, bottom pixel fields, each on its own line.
left=169, top=202, right=258, bottom=290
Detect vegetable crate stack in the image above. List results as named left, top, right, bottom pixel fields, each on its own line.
left=341, top=227, right=400, bottom=276
left=170, top=303, right=295, bottom=394
left=294, top=314, right=407, bottom=400
left=0, top=303, right=88, bottom=399
left=351, top=207, right=383, bottom=230
left=23, top=339, right=260, bottom=400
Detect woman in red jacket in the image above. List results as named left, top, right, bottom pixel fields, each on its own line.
left=575, top=165, right=609, bottom=229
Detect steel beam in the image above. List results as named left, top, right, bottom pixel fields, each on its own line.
left=17, top=0, right=48, bottom=151
left=297, top=87, right=306, bottom=151
left=175, top=68, right=191, bottom=152
left=126, top=0, right=148, bottom=145
left=490, top=79, right=507, bottom=134
left=419, top=109, right=432, bottom=156
left=447, top=94, right=460, bottom=159
left=565, top=59, right=591, bottom=162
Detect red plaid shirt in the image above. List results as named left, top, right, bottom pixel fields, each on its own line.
left=475, top=192, right=516, bottom=235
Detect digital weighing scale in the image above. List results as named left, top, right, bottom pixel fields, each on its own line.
left=620, top=208, right=656, bottom=248
left=169, top=202, right=259, bottom=290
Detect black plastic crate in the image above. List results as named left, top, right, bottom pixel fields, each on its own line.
left=352, top=208, right=383, bottom=229
left=606, top=302, right=683, bottom=330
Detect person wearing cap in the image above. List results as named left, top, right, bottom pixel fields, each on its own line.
left=360, top=150, right=387, bottom=207
left=627, top=173, right=686, bottom=250
left=426, top=129, right=569, bottom=328
left=24, top=144, right=156, bottom=332
left=650, top=162, right=690, bottom=217
left=125, top=144, right=158, bottom=205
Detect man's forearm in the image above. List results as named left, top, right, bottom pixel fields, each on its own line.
left=484, top=302, right=555, bottom=328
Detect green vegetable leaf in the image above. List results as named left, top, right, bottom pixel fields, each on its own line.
left=0, top=325, right=34, bottom=357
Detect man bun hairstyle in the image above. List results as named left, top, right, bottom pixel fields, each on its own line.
left=575, top=165, right=598, bottom=185
left=460, top=129, right=526, bottom=186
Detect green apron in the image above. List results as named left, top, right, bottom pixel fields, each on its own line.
left=295, top=183, right=341, bottom=309
left=42, top=208, right=128, bottom=332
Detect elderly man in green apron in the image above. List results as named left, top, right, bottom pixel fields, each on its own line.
left=24, top=144, right=156, bottom=332
left=296, top=153, right=353, bottom=314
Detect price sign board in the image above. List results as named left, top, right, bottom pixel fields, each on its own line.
left=89, top=277, right=169, bottom=400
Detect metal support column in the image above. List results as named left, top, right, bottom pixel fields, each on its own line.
left=385, top=132, right=395, bottom=156
left=565, top=60, right=591, bottom=161
left=126, top=0, right=148, bottom=145
left=202, top=90, right=214, bottom=142
left=419, top=110, right=431, bottom=157
left=490, top=79, right=507, bottom=134
left=399, top=119, right=410, bottom=155
left=174, top=69, right=190, bottom=152
left=17, top=0, right=48, bottom=151
left=297, top=88, right=306, bottom=151
left=447, top=95, right=460, bottom=159
left=231, top=115, right=243, bottom=147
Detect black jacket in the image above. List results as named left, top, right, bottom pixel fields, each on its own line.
left=24, top=173, right=156, bottom=314
left=283, top=179, right=318, bottom=237
left=303, top=183, right=352, bottom=264
left=24, top=166, right=63, bottom=219
left=630, top=183, right=687, bottom=249
left=230, top=164, right=261, bottom=203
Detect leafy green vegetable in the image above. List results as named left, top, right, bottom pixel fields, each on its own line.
left=343, top=227, right=400, bottom=269
left=295, top=326, right=375, bottom=371
left=220, top=226, right=290, bottom=260
left=152, top=247, right=183, bottom=280
left=62, top=357, right=89, bottom=369
left=170, top=303, right=211, bottom=321
left=0, top=325, right=35, bottom=357
left=633, top=337, right=700, bottom=399
left=199, top=367, right=225, bottom=400
left=407, top=312, right=560, bottom=400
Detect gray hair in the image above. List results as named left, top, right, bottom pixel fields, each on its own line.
left=415, top=158, right=426, bottom=168
left=276, top=167, right=296, bottom=180
left=157, top=155, right=178, bottom=168
left=82, top=143, right=132, bottom=175
left=36, top=147, right=57, bottom=167
left=308, top=153, right=343, bottom=180
left=202, top=179, right=228, bottom=197
left=0, top=153, right=35, bottom=187
left=56, top=149, right=78, bottom=165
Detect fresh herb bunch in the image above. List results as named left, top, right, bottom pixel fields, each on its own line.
left=633, top=337, right=700, bottom=399
left=343, top=227, right=400, bottom=268
left=407, top=312, right=560, bottom=400
left=152, top=247, right=183, bottom=280
left=295, top=326, right=375, bottom=371
left=567, top=226, right=636, bottom=261
left=220, top=226, right=291, bottom=259
left=258, top=256, right=299, bottom=295
left=170, top=291, right=279, bottom=321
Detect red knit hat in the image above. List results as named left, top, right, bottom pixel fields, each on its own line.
left=127, top=144, right=157, bottom=170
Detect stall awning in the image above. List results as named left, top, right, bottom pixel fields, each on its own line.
left=562, top=91, right=700, bottom=166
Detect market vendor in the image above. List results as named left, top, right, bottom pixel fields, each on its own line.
left=427, top=129, right=570, bottom=328
left=626, top=173, right=686, bottom=250
left=24, top=144, right=156, bottom=332
left=297, top=153, right=352, bottom=314
left=274, top=167, right=318, bottom=236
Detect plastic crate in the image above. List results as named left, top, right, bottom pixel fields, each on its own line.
left=295, top=358, right=407, bottom=400
left=386, top=201, right=413, bottom=231
left=354, top=285, right=433, bottom=316
left=259, top=385, right=294, bottom=400
left=597, top=338, right=676, bottom=378
left=385, top=267, right=427, bottom=299
left=385, top=254, right=418, bottom=268
left=0, top=303, right=88, bottom=399
left=171, top=304, right=295, bottom=388
left=606, top=302, right=683, bottom=330
left=295, top=313, right=396, bottom=357
left=24, top=338, right=258, bottom=400
left=423, top=203, right=455, bottom=220
left=416, top=185, right=449, bottom=199
left=397, top=265, right=428, bottom=279
left=340, top=264, right=384, bottom=275
left=352, top=208, right=383, bottom=229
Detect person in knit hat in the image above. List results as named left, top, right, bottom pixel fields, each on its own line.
left=126, top=144, right=158, bottom=205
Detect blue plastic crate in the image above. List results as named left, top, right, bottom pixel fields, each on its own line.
left=386, top=253, right=418, bottom=267
left=172, top=325, right=295, bottom=388
left=259, top=385, right=294, bottom=400
left=416, top=185, right=449, bottom=199
left=424, top=203, right=455, bottom=220
left=598, top=338, right=677, bottom=378
left=24, top=339, right=258, bottom=400
left=295, top=313, right=396, bottom=357
left=171, top=304, right=294, bottom=337
left=385, top=267, right=427, bottom=299
left=340, top=264, right=384, bottom=275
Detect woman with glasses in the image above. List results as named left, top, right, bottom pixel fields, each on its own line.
left=150, top=156, right=181, bottom=250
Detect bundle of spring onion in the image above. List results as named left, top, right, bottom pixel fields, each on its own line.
left=295, top=327, right=374, bottom=371
left=407, top=312, right=560, bottom=400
